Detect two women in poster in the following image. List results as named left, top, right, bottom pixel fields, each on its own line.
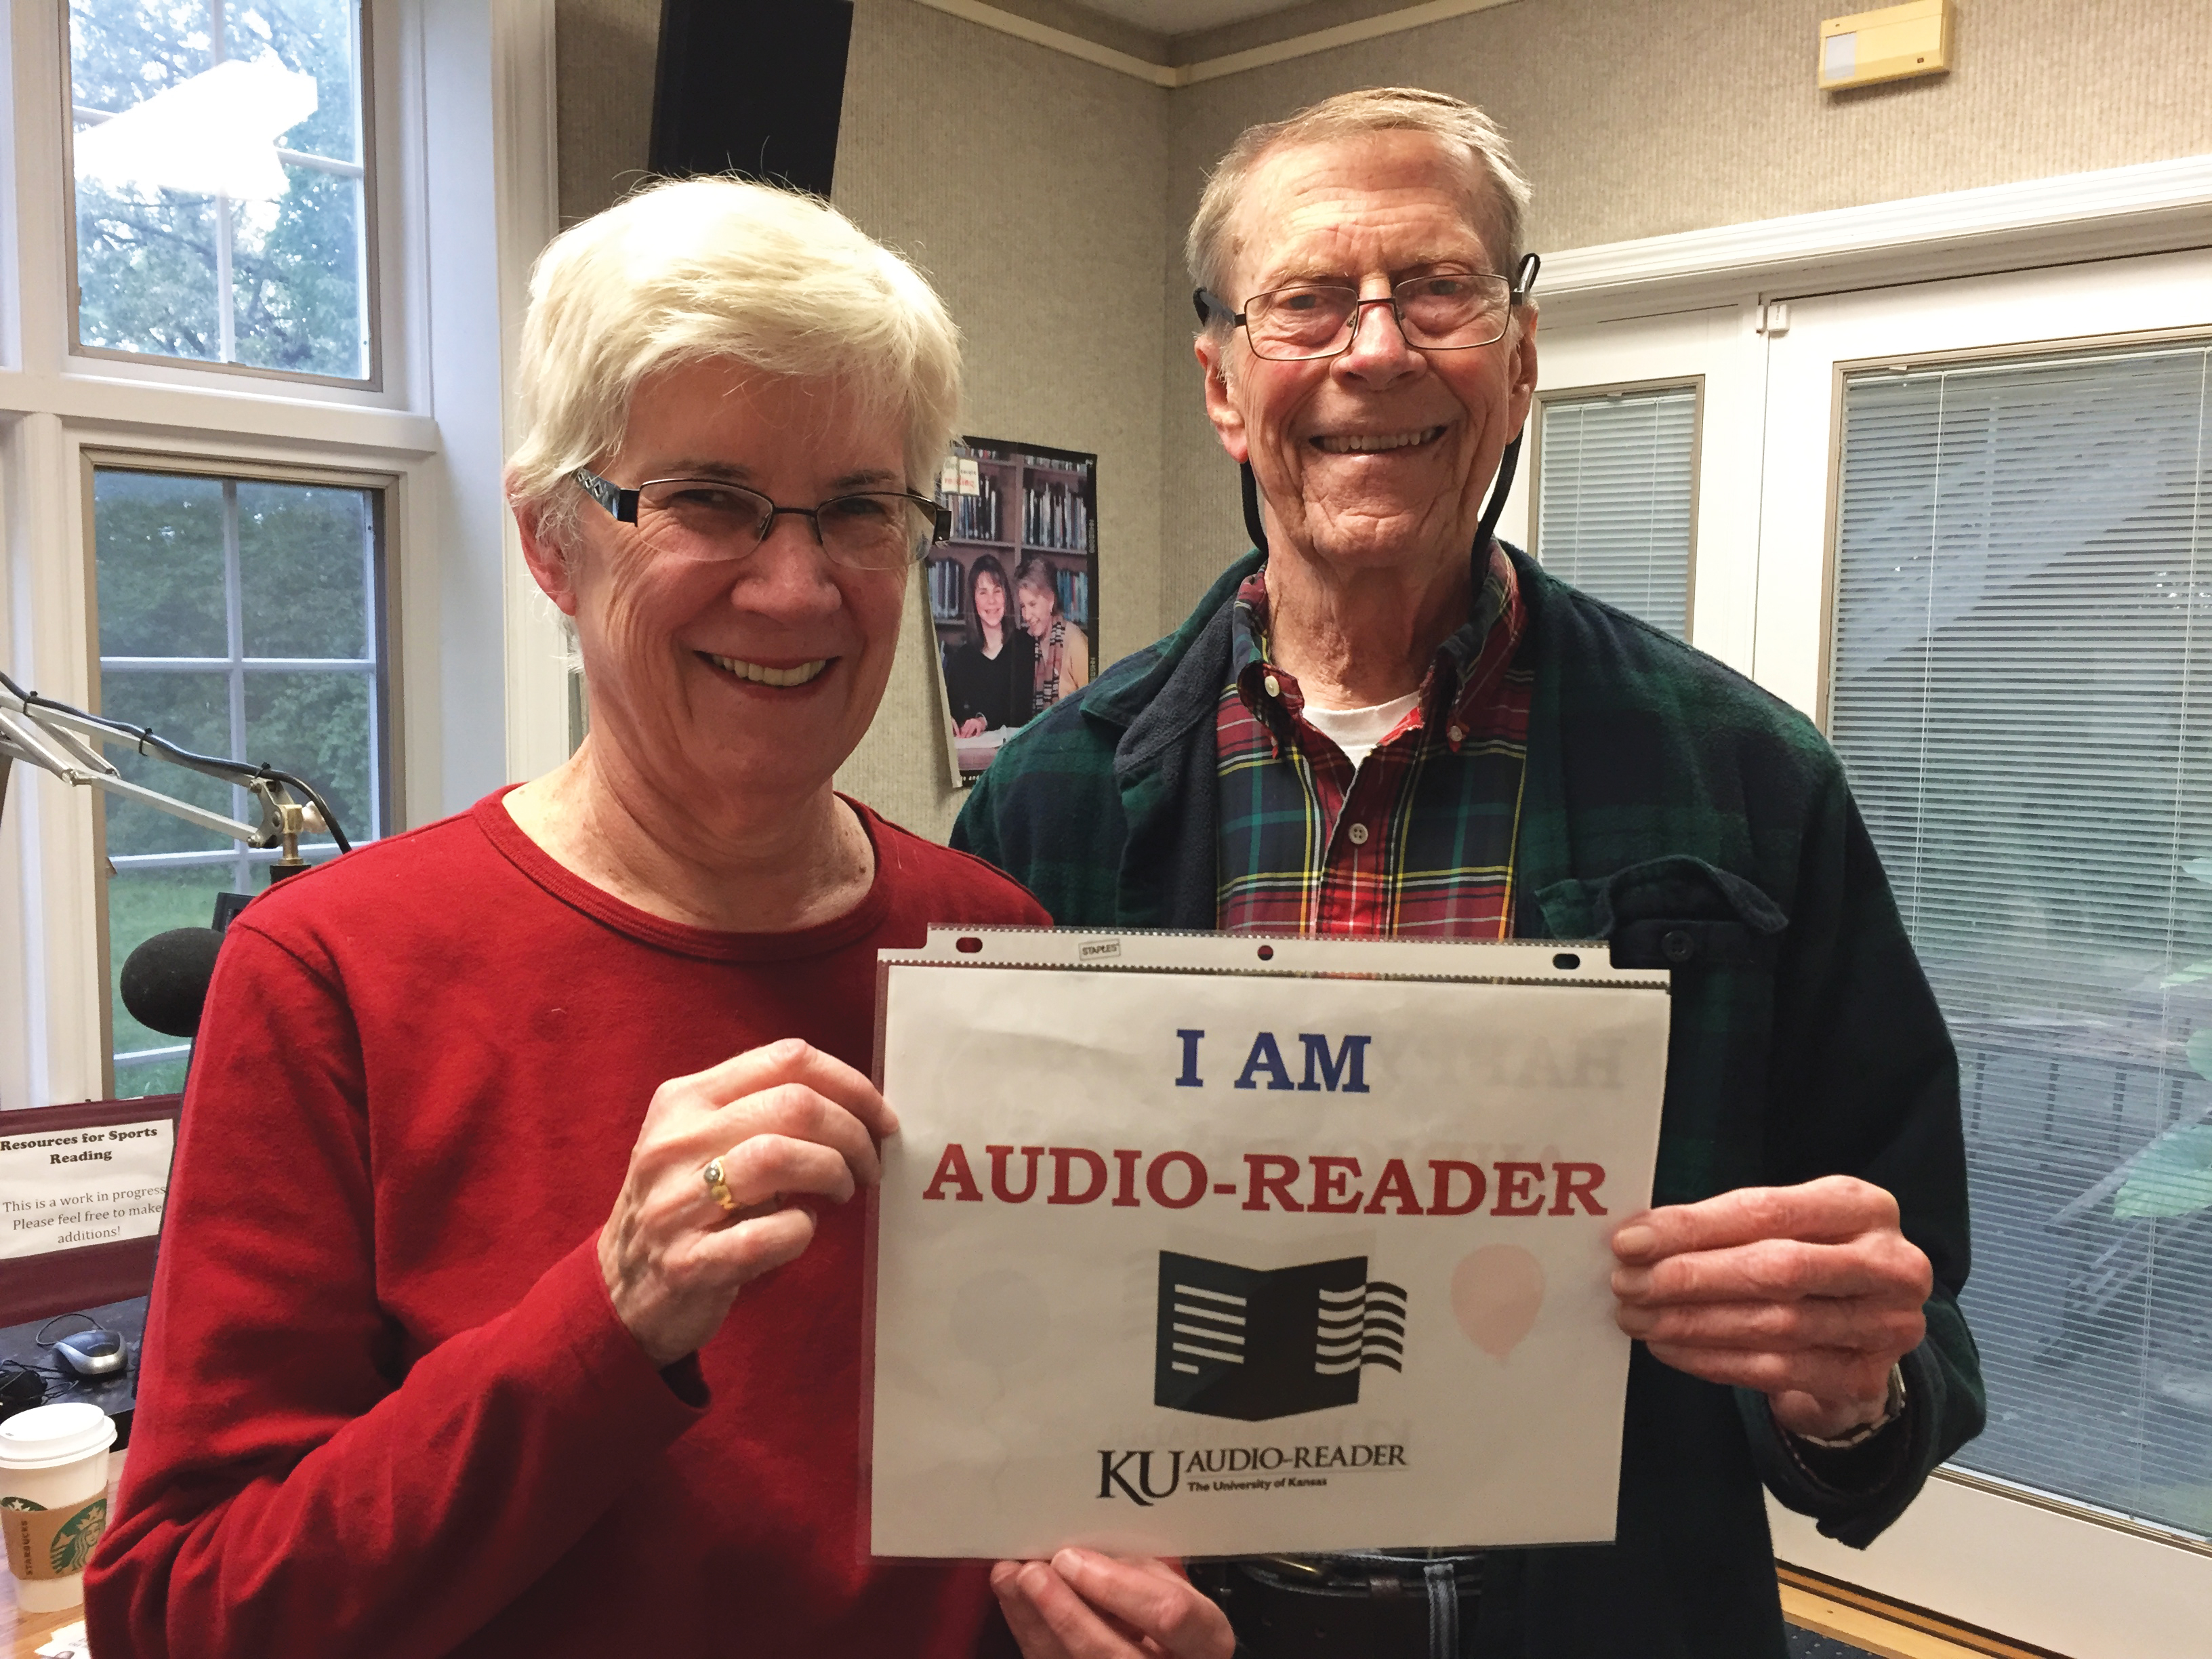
left=932, top=441, right=1099, bottom=780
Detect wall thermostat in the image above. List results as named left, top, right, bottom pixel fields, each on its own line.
left=1820, top=0, right=1954, bottom=91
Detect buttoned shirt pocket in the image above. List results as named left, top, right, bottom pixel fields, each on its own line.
left=1533, top=854, right=1788, bottom=970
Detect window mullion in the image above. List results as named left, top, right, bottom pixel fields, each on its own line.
left=203, top=0, right=237, bottom=366
left=223, top=478, right=248, bottom=892
left=213, top=193, right=238, bottom=365
left=361, top=499, right=382, bottom=838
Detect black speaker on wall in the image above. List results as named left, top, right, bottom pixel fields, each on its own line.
left=649, top=1, right=855, bottom=197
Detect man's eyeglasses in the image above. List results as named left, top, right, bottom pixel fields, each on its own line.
left=572, top=469, right=950, bottom=573
left=1193, top=253, right=1540, bottom=363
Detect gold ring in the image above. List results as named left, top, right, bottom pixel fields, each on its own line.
left=702, top=1156, right=737, bottom=1213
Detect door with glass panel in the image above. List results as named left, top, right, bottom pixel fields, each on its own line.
left=91, top=465, right=390, bottom=1097
left=1528, top=383, right=1699, bottom=638
left=1749, top=251, right=2212, bottom=1656
left=1494, top=304, right=1765, bottom=676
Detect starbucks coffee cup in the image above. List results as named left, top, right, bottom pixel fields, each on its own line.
left=0, top=1402, right=117, bottom=1613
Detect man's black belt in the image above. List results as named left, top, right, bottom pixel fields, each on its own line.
left=1198, top=1551, right=1484, bottom=1659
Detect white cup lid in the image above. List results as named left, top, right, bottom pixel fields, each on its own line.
left=0, top=1401, right=117, bottom=1468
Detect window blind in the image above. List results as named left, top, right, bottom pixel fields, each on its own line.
left=1533, top=386, right=1696, bottom=637
left=1829, top=343, right=2212, bottom=1540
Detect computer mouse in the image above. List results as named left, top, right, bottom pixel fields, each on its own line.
left=53, top=1328, right=128, bottom=1380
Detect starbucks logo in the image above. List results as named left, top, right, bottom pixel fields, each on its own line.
left=0, top=1496, right=41, bottom=1511
left=52, top=1496, right=107, bottom=1574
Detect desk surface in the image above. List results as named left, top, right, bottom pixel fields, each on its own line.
left=0, top=1298, right=146, bottom=1447
left=0, top=1448, right=121, bottom=1656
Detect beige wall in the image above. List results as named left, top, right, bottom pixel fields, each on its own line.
left=830, top=2, right=1170, bottom=840
left=1153, top=0, right=2212, bottom=622
left=552, top=0, right=1169, bottom=841
left=552, top=0, right=2212, bottom=830
left=553, top=0, right=657, bottom=227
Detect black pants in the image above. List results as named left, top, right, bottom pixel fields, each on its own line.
left=1193, top=1553, right=1484, bottom=1659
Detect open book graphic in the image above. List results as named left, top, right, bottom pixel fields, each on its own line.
left=1155, top=1251, right=1408, bottom=1422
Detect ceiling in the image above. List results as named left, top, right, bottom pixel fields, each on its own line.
left=1072, top=1, right=1314, bottom=37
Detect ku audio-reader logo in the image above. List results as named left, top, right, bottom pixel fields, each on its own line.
left=1153, top=1250, right=1407, bottom=1420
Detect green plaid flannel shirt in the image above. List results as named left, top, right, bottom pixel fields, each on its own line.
left=954, top=546, right=1986, bottom=1659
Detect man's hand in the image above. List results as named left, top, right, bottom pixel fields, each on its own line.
left=991, top=1549, right=1233, bottom=1659
left=1610, top=1175, right=1931, bottom=1439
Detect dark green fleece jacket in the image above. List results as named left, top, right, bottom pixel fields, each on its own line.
left=952, top=547, right=1986, bottom=1659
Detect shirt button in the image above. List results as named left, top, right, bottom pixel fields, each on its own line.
left=1447, top=724, right=1465, bottom=744
left=1263, top=674, right=1282, bottom=699
left=1347, top=823, right=1370, bottom=846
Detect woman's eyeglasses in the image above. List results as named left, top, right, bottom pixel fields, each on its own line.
left=572, top=469, right=949, bottom=572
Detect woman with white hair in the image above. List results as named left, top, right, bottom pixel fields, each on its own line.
left=1013, top=556, right=1091, bottom=715
left=85, top=178, right=1229, bottom=1659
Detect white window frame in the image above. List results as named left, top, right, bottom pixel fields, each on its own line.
left=62, top=0, right=384, bottom=388
left=1515, top=171, right=2212, bottom=1651
left=83, top=445, right=402, bottom=1097
left=1753, top=249, right=2212, bottom=1658
left=1496, top=306, right=1767, bottom=676
left=1, top=0, right=568, bottom=1113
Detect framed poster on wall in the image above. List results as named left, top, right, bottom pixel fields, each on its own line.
left=929, top=438, right=1098, bottom=783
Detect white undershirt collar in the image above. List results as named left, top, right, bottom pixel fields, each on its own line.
left=1298, top=689, right=1422, bottom=771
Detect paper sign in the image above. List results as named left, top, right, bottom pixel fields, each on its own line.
left=868, top=928, right=1671, bottom=1559
left=0, top=1120, right=173, bottom=1260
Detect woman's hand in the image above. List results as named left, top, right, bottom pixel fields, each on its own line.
left=992, top=1551, right=1233, bottom=1659
left=598, top=1038, right=897, bottom=1366
left=958, top=715, right=987, bottom=737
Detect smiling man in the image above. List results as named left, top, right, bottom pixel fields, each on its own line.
left=958, top=90, right=1984, bottom=1658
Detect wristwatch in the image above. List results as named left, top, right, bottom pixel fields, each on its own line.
left=1795, top=1363, right=1907, bottom=1450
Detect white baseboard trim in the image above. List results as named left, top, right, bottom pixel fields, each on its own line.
left=1768, top=1472, right=2210, bottom=1659
left=1538, top=154, right=2212, bottom=325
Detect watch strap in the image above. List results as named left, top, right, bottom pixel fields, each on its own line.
left=1795, top=1361, right=1908, bottom=1450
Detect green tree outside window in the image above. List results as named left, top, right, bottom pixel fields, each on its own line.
left=96, top=467, right=386, bottom=1097
left=69, top=0, right=369, bottom=380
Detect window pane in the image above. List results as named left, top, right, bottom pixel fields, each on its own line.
left=94, top=470, right=227, bottom=658
left=238, top=481, right=369, bottom=657
left=1829, top=344, right=2212, bottom=1541
left=107, top=864, right=236, bottom=1099
left=245, top=670, right=371, bottom=849
left=70, top=0, right=371, bottom=380
left=93, top=466, right=388, bottom=1095
left=113, top=1052, right=193, bottom=1099
left=1534, top=387, right=1697, bottom=638
left=97, top=671, right=235, bottom=857
left=230, top=164, right=366, bottom=377
left=73, top=182, right=226, bottom=364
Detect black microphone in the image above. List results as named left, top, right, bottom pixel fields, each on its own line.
left=120, top=927, right=224, bottom=1038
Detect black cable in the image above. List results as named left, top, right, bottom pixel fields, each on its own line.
left=1240, top=461, right=1269, bottom=555
left=0, top=1359, right=52, bottom=1413
left=2, top=671, right=351, bottom=853
left=1473, top=430, right=1524, bottom=555
left=35, top=1312, right=98, bottom=1346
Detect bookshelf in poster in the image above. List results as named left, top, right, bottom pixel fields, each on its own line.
left=928, top=438, right=1100, bottom=785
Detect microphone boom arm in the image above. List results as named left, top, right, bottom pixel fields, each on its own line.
left=0, top=670, right=350, bottom=871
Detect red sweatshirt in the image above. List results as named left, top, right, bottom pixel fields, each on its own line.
left=87, top=792, right=1048, bottom=1658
